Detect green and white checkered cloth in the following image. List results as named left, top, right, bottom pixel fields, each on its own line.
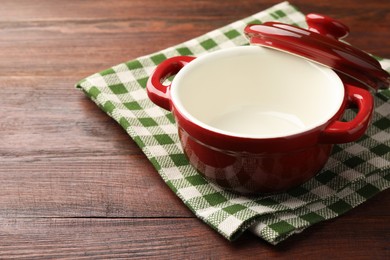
left=76, top=1, right=390, bottom=244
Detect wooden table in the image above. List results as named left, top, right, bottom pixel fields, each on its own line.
left=1, top=0, right=389, bottom=258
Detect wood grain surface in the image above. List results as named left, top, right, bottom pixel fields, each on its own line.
left=0, top=0, right=389, bottom=258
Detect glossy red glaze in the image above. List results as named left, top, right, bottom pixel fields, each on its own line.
left=179, top=127, right=332, bottom=194
left=147, top=56, right=195, bottom=111
left=306, top=13, right=349, bottom=40
left=320, top=83, right=374, bottom=143
left=170, top=81, right=372, bottom=194
left=244, top=14, right=390, bottom=90
left=146, top=43, right=375, bottom=194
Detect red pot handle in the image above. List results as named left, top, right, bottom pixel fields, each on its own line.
left=320, top=84, right=373, bottom=144
left=146, top=56, right=195, bottom=111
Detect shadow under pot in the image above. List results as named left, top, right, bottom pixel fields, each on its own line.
left=147, top=46, right=373, bottom=194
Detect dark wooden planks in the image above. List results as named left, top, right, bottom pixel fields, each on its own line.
left=0, top=0, right=389, bottom=258
left=0, top=0, right=389, bottom=77
left=0, top=155, right=192, bottom=218
left=0, top=207, right=388, bottom=259
left=0, top=77, right=140, bottom=157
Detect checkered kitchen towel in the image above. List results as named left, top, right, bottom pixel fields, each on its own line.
left=76, top=1, right=390, bottom=244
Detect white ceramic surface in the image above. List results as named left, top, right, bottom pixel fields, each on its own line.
left=171, top=46, right=345, bottom=138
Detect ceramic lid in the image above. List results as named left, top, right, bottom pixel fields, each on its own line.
left=244, top=13, right=390, bottom=91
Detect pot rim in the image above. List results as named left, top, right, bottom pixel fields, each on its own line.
left=170, top=46, right=345, bottom=140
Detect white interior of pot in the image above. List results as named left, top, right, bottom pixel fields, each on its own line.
left=171, top=46, right=345, bottom=138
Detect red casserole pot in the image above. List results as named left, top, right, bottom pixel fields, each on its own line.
left=146, top=14, right=389, bottom=194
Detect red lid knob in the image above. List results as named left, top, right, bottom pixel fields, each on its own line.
left=306, top=13, right=349, bottom=40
